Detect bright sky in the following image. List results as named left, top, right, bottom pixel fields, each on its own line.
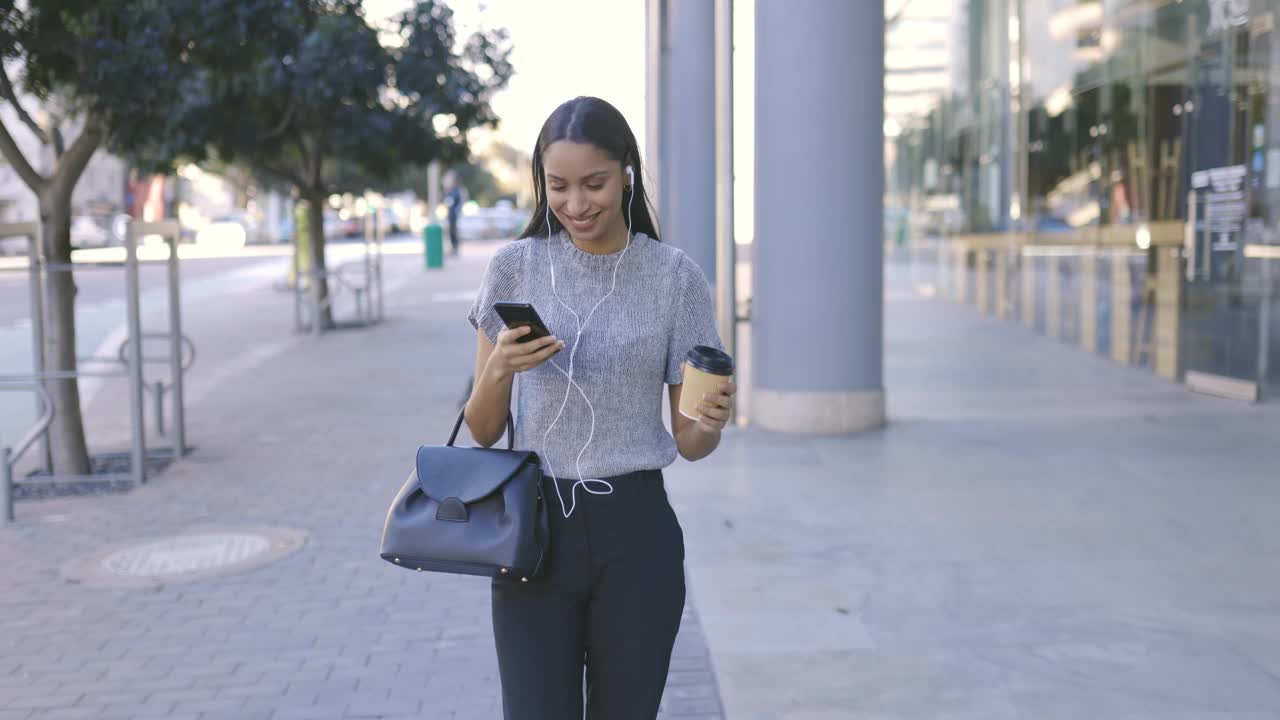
left=365, top=0, right=647, bottom=161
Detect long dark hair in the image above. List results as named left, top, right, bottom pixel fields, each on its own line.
left=519, top=96, right=661, bottom=242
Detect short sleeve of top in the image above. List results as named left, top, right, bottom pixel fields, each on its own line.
left=467, top=241, right=524, bottom=344
left=665, top=254, right=724, bottom=385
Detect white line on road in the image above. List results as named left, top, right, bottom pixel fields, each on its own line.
left=429, top=290, right=478, bottom=304
left=79, top=325, right=130, bottom=412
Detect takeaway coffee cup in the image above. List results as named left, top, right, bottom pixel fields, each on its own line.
left=678, top=345, right=735, bottom=421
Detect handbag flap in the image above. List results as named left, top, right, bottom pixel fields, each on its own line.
left=415, top=445, right=539, bottom=504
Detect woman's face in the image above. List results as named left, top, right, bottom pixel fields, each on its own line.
left=542, top=141, right=627, bottom=245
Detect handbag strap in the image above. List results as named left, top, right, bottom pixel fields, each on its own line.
left=448, top=407, right=514, bottom=450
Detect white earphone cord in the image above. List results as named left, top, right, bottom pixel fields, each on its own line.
left=540, top=166, right=636, bottom=518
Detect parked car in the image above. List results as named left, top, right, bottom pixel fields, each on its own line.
left=324, top=210, right=363, bottom=240
left=342, top=213, right=363, bottom=238
left=457, top=212, right=494, bottom=241
left=196, top=214, right=252, bottom=248
left=322, top=210, right=343, bottom=240
left=489, top=203, right=530, bottom=238
left=375, top=207, right=404, bottom=234
left=70, top=216, right=112, bottom=249
left=457, top=204, right=529, bottom=241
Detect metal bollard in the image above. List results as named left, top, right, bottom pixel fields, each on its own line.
left=311, top=268, right=323, bottom=337
left=166, top=237, right=186, bottom=459
left=152, top=381, right=167, bottom=436
left=1, top=446, right=12, bottom=525
left=125, top=226, right=147, bottom=485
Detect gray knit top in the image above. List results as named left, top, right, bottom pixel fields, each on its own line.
left=468, top=230, right=723, bottom=479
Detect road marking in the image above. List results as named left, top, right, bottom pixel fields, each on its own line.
left=185, top=338, right=299, bottom=407
left=430, top=290, right=477, bottom=303
left=0, top=236, right=424, bottom=270
left=80, top=325, right=130, bottom=411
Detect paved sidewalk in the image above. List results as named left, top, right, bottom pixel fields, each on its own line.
left=7, top=241, right=1280, bottom=720
left=0, top=241, right=723, bottom=720
left=665, top=263, right=1280, bottom=719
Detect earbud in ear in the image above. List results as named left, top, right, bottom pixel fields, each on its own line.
left=626, top=166, right=634, bottom=182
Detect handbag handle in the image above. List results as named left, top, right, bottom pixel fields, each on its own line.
left=448, top=407, right=514, bottom=450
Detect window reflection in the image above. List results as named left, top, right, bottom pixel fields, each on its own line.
left=889, top=0, right=1280, bottom=395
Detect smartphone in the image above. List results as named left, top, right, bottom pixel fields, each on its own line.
left=493, top=302, right=553, bottom=344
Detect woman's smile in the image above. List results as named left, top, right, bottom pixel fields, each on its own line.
left=565, top=211, right=600, bottom=231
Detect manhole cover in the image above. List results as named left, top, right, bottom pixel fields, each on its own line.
left=62, top=527, right=307, bottom=588
left=102, top=533, right=274, bottom=577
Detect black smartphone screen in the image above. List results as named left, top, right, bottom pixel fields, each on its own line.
left=493, top=302, right=552, bottom=343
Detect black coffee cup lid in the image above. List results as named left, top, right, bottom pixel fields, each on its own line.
left=686, top=345, right=734, bottom=375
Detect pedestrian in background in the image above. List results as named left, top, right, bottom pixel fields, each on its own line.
left=444, top=170, right=467, bottom=256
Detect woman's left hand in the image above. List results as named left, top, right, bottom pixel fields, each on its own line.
left=695, top=380, right=737, bottom=432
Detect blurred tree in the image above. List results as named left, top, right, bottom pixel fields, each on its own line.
left=489, top=140, right=529, bottom=169
left=164, top=0, right=512, bottom=329
left=0, top=0, right=511, bottom=475
left=451, top=162, right=500, bottom=207
left=473, top=139, right=531, bottom=206
left=0, top=0, right=197, bottom=475
left=394, top=160, right=501, bottom=207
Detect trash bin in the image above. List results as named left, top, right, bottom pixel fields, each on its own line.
left=424, top=223, right=444, bottom=269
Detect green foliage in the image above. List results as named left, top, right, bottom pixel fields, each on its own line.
left=151, top=0, right=513, bottom=198
left=0, top=0, right=510, bottom=197
left=0, top=1, right=189, bottom=163
left=384, top=159, right=499, bottom=207
left=451, top=162, right=500, bottom=206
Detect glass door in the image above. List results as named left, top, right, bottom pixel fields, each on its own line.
left=1180, top=15, right=1265, bottom=395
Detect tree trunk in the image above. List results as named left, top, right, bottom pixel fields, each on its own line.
left=306, top=192, right=335, bottom=329
left=39, top=189, right=91, bottom=476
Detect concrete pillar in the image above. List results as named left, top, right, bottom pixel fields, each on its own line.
left=1111, top=252, right=1133, bottom=364
left=645, top=0, right=664, bottom=217
left=1080, top=250, right=1099, bottom=353
left=939, top=241, right=953, bottom=299
left=427, top=161, right=442, bottom=221
left=1154, top=246, right=1183, bottom=380
left=995, top=247, right=1010, bottom=320
left=975, top=248, right=991, bottom=314
left=1046, top=256, right=1062, bottom=338
left=954, top=243, right=969, bottom=303
left=1021, top=252, right=1036, bottom=327
left=753, top=0, right=884, bottom=433
left=662, top=0, right=717, bottom=285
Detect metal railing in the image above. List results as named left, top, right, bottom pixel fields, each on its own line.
left=0, top=381, right=53, bottom=523
left=292, top=212, right=385, bottom=334
left=0, top=220, right=191, bottom=525
left=904, top=220, right=1279, bottom=399
left=114, top=332, right=196, bottom=437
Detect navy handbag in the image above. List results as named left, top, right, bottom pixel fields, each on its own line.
left=379, top=409, right=548, bottom=581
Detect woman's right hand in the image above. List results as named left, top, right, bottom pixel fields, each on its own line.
left=488, top=326, right=566, bottom=378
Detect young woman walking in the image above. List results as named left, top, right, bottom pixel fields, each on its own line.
left=464, top=96, right=736, bottom=719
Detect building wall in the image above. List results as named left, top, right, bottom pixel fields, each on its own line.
left=885, top=0, right=959, bottom=129
left=892, top=0, right=1280, bottom=397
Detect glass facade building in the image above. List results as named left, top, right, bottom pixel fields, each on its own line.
left=890, top=0, right=1280, bottom=400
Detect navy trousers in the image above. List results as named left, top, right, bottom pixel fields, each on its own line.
left=491, top=469, right=686, bottom=719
